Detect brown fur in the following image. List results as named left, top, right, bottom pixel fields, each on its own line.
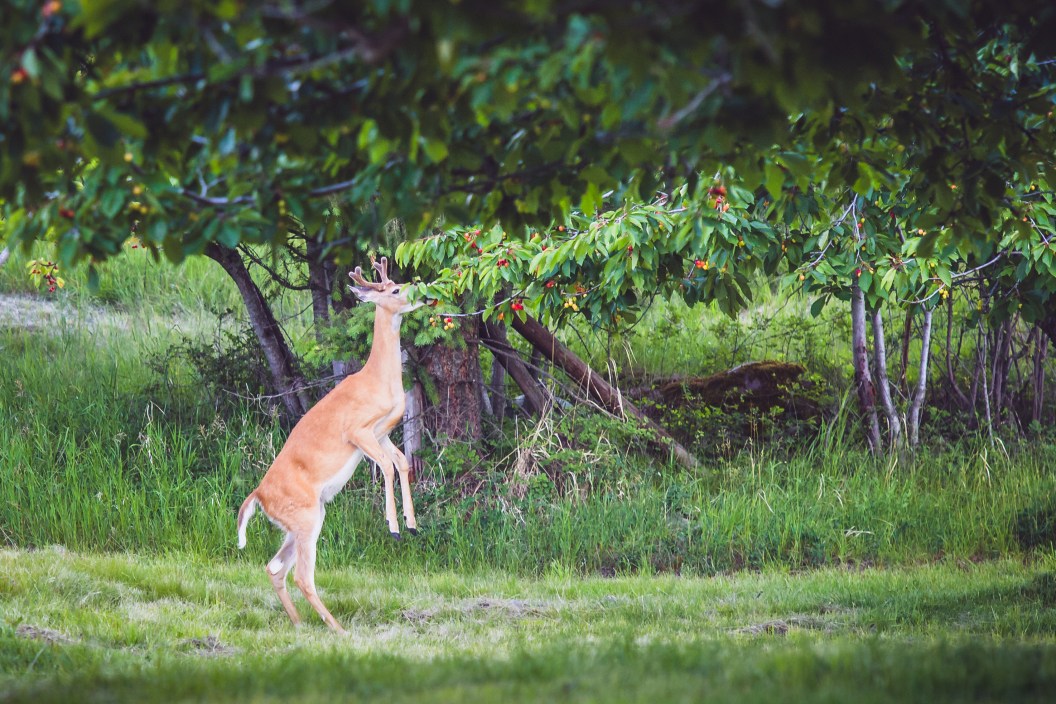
left=235, top=259, right=421, bottom=633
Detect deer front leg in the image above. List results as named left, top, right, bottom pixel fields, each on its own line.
left=380, top=436, right=417, bottom=535
left=349, top=432, right=401, bottom=538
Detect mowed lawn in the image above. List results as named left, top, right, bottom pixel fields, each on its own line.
left=1, top=548, right=1055, bottom=703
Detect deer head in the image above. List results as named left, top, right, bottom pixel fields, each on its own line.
left=349, top=257, right=422, bottom=313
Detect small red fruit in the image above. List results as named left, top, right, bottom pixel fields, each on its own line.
left=59, top=207, right=75, bottom=219
left=512, top=301, right=524, bottom=311
left=42, top=0, right=62, bottom=17
left=545, top=281, right=555, bottom=288
left=557, top=225, right=565, bottom=232
left=694, top=259, right=705, bottom=269
left=444, top=317, right=453, bottom=324
left=11, top=68, right=28, bottom=85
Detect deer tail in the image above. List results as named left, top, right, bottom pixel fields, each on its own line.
left=236, top=491, right=259, bottom=550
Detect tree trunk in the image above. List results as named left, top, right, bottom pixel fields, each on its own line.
left=403, top=374, right=426, bottom=481
left=1039, top=313, right=1056, bottom=350
left=851, top=280, right=882, bottom=454
left=944, top=293, right=972, bottom=412
left=510, top=314, right=699, bottom=469
left=420, top=318, right=484, bottom=441
left=898, top=308, right=913, bottom=396
left=305, top=236, right=331, bottom=341
left=870, top=308, right=902, bottom=449
left=991, top=318, right=1014, bottom=424
left=204, top=243, right=312, bottom=423
left=1032, top=327, right=1048, bottom=426
left=488, top=354, right=507, bottom=425
left=479, top=320, right=551, bottom=417
left=906, top=307, right=934, bottom=448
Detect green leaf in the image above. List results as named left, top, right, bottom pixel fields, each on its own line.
left=810, top=297, right=826, bottom=317
left=422, top=139, right=449, bottom=164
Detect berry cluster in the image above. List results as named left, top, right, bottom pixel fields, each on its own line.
left=430, top=316, right=457, bottom=331
left=26, top=259, right=65, bottom=293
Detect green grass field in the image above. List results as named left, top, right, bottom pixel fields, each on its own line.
left=3, top=550, right=1055, bottom=703
left=1, top=250, right=1055, bottom=702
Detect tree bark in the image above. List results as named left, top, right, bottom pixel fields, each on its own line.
left=870, top=308, right=902, bottom=449
left=510, top=314, right=699, bottom=469
left=906, top=307, right=934, bottom=448
left=944, top=293, right=972, bottom=412
left=851, top=280, right=882, bottom=454
left=990, top=318, right=1014, bottom=423
left=1039, top=313, right=1056, bottom=350
left=1032, top=327, right=1048, bottom=426
left=898, top=308, right=913, bottom=396
left=403, top=375, right=426, bottom=481
left=420, top=319, right=484, bottom=441
left=204, top=243, right=312, bottom=422
left=488, top=353, right=507, bottom=425
left=480, top=320, right=551, bottom=416
left=305, top=236, right=331, bottom=341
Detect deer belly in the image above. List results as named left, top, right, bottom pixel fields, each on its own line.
left=320, top=449, right=363, bottom=503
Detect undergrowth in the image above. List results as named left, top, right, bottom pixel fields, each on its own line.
left=2, top=319, right=1054, bottom=576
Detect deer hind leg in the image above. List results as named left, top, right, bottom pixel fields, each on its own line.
left=380, top=436, right=417, bottom=534
left=267, top=533, right=301, bottom=626
left=292, top=518, right=346, bottom=634
left=349, top=432, right=401, bottom=538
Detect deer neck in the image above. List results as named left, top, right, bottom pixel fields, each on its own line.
left=361, top=307, right=404, bottom=394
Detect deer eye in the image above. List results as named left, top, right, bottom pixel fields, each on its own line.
left=391, top=287, right=400, bottom=295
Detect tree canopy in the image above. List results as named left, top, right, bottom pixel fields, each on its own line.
left=3, top=0, right=1055, bottom=276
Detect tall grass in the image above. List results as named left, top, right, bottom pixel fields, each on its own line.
left=1, top=245, right=1054, bottom=575
left=1, top=310, right=1053, bottom=574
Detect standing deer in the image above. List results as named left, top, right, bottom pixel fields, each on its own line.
left=236, top=257, right=422, bottom=633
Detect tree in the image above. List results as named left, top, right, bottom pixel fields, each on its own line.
left=3, top=1, right=1055, bottom=265
left=3, top=1, right=1056, bottom=451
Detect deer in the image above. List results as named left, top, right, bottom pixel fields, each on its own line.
left=235, top=257, right=422, bottom=633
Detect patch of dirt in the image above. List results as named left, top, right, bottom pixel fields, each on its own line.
left=734, top=615, right=833, bottom=636
left=16, top=624, right=77, bottom=645
left=180, top=635, right=238, bottom=657
left=464, top=598, right=554, bottom=617
left=401, top=608, right=437, bottom=624
left=0, top=293, right=116, bottom=332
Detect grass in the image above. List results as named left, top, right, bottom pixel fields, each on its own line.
left=2, top=549, right=1055, bottom=702
left=2, top=303, right=1056, bottom=574
left=3, top=246, right=1056, bottom=701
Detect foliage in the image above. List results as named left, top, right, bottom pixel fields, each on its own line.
left=2, top=0, right=1055, bottom=274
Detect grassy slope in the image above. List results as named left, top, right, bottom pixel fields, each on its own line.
left=2, top=549, right=1055, bottom=703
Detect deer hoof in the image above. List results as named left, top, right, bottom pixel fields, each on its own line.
left=390, top=531, right=402, bottom=541
left=407, top=528, right=418, bottom=536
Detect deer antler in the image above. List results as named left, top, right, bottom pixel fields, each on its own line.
left=349, top=266, right=373, bottom=288
left=373, top=256, right=391, bottom=284
left=349, top=257, right=394, bottom=289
